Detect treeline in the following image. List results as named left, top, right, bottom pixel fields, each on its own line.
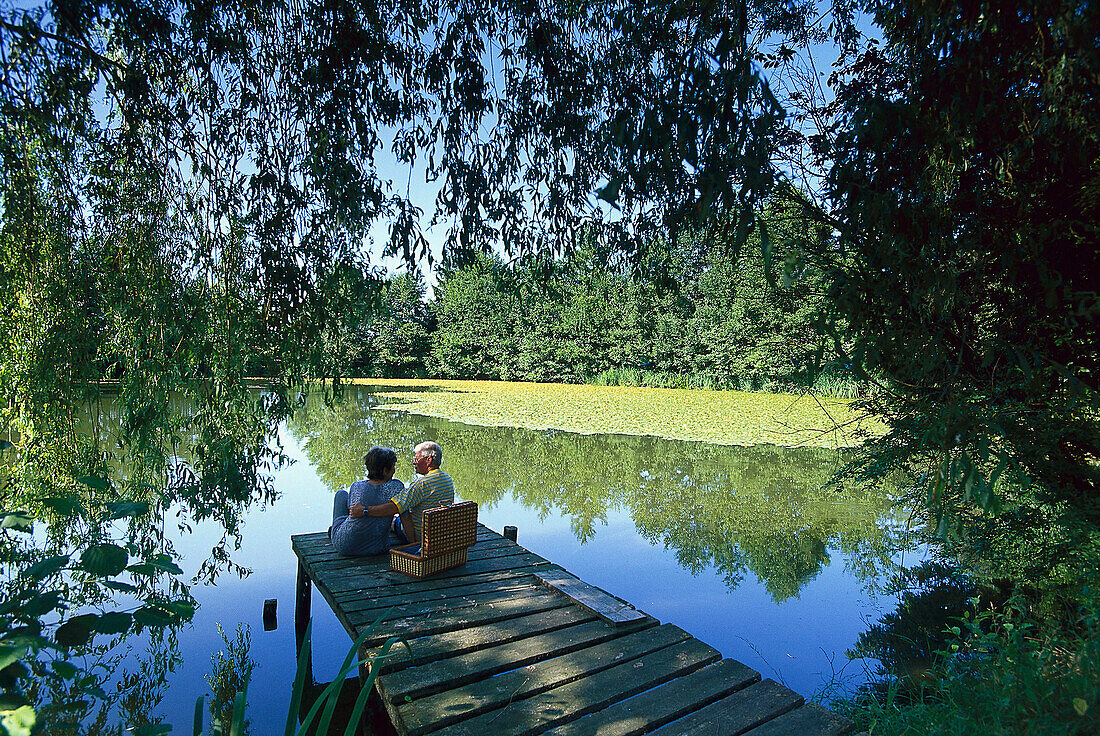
left=333, top=197, right=851, bottom=394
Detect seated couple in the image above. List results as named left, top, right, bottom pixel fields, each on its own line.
left=330, top=441, right=455, bottom=556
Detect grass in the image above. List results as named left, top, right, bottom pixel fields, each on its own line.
left=347, top=378, right=885, bottom=448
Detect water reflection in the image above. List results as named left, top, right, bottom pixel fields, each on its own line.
left=286, top=386, right=905, bottom=603
left=1, top=385, right=291, bottom=734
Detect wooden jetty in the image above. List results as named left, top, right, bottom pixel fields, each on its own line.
left=292, top=524, right=859, bottom=736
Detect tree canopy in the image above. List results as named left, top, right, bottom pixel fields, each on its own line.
left=2, top=0, right=1100, bottom=730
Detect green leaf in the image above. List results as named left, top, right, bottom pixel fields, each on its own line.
left=0, top=694, right=29, bottom=710
left=21, top=590, right=63, bottom=618
left=75, top=475, right=109, bottom=491
left=133, top=606, right=174, bottom=628
left=51, top=660, right=78, bottom=680
left=166, top=599, right=197, bottom=619
left=38, top=497, right=85, bottom=518
left=0, top=644, right=29, bottom=671
left=0, top=512, right=34, bottom=532
left=103, top=501, right=150, bottom=520
left=1, top=705, right=36, bottom=736
left=0, top=633, right=49, bottom=651
left=1073, top=698, right=1088, bottom=716
left=596, top=177, right=622, bottom=206
left=55, top=614, right=97, bottom=648
left=103, top=581, right=139, bottom=594
left=127, top=554, right=183, bottom=576
left=23, top=555, right=69, bottom=581
left=92, top=612, right=132, bottom=635
left=80, top=544, right=129, bottom=577
left=194, top=695, right=205, bottom=736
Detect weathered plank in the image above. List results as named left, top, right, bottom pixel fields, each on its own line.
left=740, top=703, right=854, bottom=736
left=543, top=658, right=760, bottom=736
left=645, top=679, right=804, bottom=736
left=379, top=617, right=658, bottom=703
left=348, top=590, right=570, bottom=646
left=339, top=577, right=539, bottom=614
left=534, top=569, right=646, bottom=625
left=427, top=638, right=723, bottom=736
left=366, top=606, right=598, bottom=674
left=397, top=624, right=697, bottom=736
left=319, top=552, right=552, bottom=593
left=341, top=581, right=544, bottom=616
left=331, top=565, right=558, bottom=602
left=309, top=539, right=528, bottom=572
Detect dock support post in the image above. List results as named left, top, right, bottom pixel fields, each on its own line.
left=295, top=560, right=312, bottom=652
left=504, top=525, right=517, bottom=542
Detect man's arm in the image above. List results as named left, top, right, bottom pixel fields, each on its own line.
left=366, top=500, right=399, bottom=517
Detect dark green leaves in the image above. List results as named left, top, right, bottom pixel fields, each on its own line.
left=0, top=644, right=30, bottom=671
left=75, top=475, right=109, bottom=491
left=20, top=591, right=62, bottom=618
left=80, top=544, right=129, bottom=577
left=38, top=497, right=85, bottom=517
left=55, top=614, right=97, bottom=647
left=133, top=605, right=174, bottom=628
left=103, top=501, right=150, bottom=520
left=93, top=612, right=133, bottom=634
left=51, top=660, right=78, bottom=680
left=54, top=611, right=136, bottom=647
left=130, top=726, right=172, bottom=736
left=126, top=554, right=184, bottom=577
left=22, top=555, right=69, bottom=581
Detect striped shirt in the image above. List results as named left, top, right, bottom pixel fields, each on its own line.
left=392, top=468, right=455, bottom=541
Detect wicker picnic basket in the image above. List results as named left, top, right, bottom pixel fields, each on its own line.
left=389, top=501, right=478, bottom=578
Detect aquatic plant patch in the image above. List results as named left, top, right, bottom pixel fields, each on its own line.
left=349, top=379, right=883, bottom=448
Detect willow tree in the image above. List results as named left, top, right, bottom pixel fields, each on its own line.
left=0, top=0, right=781, bottom=729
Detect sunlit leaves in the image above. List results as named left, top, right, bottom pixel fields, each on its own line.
left=0, top=513, right=32, bottom=532
left=0, top=705, right=36, bottom=736
left=360, top=378, right=876, bottom=448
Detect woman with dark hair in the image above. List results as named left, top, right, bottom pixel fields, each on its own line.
left=330, top=446, right=404, bottom=556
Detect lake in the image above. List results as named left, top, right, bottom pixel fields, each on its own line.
left=91, top=383, right=913, bottom=732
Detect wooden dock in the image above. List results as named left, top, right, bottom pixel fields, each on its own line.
left=291, top=524, right=858, bottom=736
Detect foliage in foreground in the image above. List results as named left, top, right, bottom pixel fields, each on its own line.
left=839, top=596, right=1100, bottom=736
left=818, top=0, right=1100, bottom=549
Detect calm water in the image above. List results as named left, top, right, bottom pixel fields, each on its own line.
left=121, top=385, right=913, bottom=731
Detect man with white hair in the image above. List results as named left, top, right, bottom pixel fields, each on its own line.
left=367, top=441, right=454, bottom=544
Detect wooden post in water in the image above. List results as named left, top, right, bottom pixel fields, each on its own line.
left=503, top=525, right=517, bottom=542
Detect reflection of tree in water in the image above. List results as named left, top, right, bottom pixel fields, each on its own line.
left=287, top=386, right=906, bottom=601
left=1, top=388, right=288, bottom=733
